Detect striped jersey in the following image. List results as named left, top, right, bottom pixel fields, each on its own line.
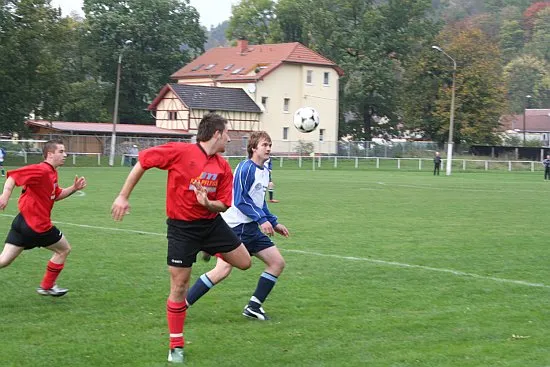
left=221, top=159, right=278, bottom=228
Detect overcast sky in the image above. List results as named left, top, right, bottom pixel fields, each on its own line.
left=50, top=0, right=237, bottom=27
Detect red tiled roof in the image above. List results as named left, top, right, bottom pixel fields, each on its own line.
left=171, top=41, right=344, bottom=83
left=501, top=109, right=550, bottom=132
left=26, top=120, right=190, bottom=136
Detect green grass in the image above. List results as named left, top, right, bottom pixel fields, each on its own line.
left=1, top=166, right=550, bottom=366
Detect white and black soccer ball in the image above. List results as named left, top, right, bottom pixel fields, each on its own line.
left=293, top=107, right=320, bottom=133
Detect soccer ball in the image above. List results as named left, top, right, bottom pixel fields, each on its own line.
left=293, top=107, right=320, bottom=133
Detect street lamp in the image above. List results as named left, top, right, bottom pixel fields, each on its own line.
left=432, top=45, right=456, bottom=176
left=522, top=94, right=532, bottom=145
left=108, top=39, right=133, bottom=166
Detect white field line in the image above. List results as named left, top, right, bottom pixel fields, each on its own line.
left=1, top=213, right=548, bottom=289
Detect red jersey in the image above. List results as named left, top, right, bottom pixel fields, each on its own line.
left=7, top=162, right=62, bottom=233
left=139, top=142, right=233, bottom=221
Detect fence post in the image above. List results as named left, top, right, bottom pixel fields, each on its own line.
left=376, top=158, right=380, bottom=169
left=419, top=159, right=422, bottom=170
left=397, top=158, right=401, bottom=169
left=334, top=156, right=337, bottom=168
left=355, top=157, right=358, bottom=168
left=508, top=161, right=512, bottom=171
left=485, top=161, right=488, bottom=170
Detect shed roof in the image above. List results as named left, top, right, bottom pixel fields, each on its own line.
left=148, top=83, right=262, bottom=113
left=26, top=120, right=190, bottom=136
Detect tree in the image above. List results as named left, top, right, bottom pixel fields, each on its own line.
left=434, top=27, right=506, bottom=144
left=499, top=19, right=524, bottom=63
left=503, top=55, right=550, bottom=112
left=524, top=7, right=550, bottom=62
left=83, top=0, right=205, bottom=124
left=226, top=0, right=278, bottom=44
left=0, top=0, right=70, bottom=133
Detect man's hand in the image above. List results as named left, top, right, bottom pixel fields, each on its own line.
left=193, top=180, right=209, bottom=207
left=0, top=193, right=9, bottom=211
left=111, top=195, right=130, bottom=221
left=73, top=175, right=87, bottom=191
left=274, top=223, right=290, bottom=237
left=260, top=221, right=275, bottom=236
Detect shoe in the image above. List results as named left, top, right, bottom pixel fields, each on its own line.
left=268, top=199, right=279, bottom=203
left=242, top=305, right=270, bottom=320
left=36, top=284, right=68, bottom=297
left=168, top=347, right=184, bottom=363
left=200, top=251, right=211, bottom=262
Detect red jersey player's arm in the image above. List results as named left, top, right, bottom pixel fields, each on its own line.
left=0, top=176, right=16, bottom=210
left=111, top=162, right=146, bottom=221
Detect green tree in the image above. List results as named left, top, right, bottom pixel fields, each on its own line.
left=83, top=0, right=205, bottom=124
left=0, top=0, right=70, bottom=133
left=434, top=28, right=506, bottom=144
left=524, top=7, right=550, bottom=62
left=226, top=0, right=279, bottom=44
left=499, top=19, right=524, bottom=63
left=503, top=55, right=550, bottom=112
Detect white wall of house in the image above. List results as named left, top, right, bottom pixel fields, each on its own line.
left=156, top=91, right=189, bottom=130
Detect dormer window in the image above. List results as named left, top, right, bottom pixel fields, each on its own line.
left=191, top=64, right=205, bottom=71
left=223, top=64, right=234, bottom=70
left=204, top=63, right=216, bottom=70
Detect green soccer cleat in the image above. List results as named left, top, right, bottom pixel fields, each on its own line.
left=168, top=347, right=184, bottom=363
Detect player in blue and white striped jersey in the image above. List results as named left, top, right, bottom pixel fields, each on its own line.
left=186, top=131, right=289, bottom=320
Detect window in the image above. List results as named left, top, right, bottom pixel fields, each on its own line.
left=306, top=70, right=313, bottom=84
left=283, top=98, right=290, bottom=112
left=168, top=111, right=178, bottom=120
left=191, top=64, right=204, bottom=71
left=319, top=129, right=325, bottom=142
left=223, top=64, right=234, bottom=70
left=323, top=72, right=330, bottom=85
left=283, top=127, right=289, bottom=140
left=231, top=67, right=245, bottom=74
left=261, top=96, right=268, bottom=110
left=204, top=63, right=217, bottom=70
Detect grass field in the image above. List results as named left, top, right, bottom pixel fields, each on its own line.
left=1, top=165, right=549, bottom=366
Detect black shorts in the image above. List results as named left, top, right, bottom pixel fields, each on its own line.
left=166, top=215, right=241, bottom=268
left=5, top=213, right=63, bottom=250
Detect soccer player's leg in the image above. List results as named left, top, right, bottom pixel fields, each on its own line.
left=1, top=215, right=28, bottom=269
left=167, top=265, right=191, bottom=363
left=39, top=232, right=71, bottom=296
left=243, top=246, right=285, bottom=321
left=186, top=256, right=233, bottom=306
left=0, top=243, right=24, bottom=269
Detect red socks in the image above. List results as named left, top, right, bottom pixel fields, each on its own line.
left=40, top=260, right=64, bottom=290
left=167, top=299, right=187, bottom=349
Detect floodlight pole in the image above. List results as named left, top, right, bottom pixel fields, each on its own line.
left=108, top=40, right=132, bottom=166
left=432, top=45, right=457, bottom=176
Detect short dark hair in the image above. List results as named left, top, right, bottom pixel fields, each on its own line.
left=43, top=139, right=64, bottom=159
left=247, top=131, right=271, bottom=158
left=196, top=113, right=228, bottom=142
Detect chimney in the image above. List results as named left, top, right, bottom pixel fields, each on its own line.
left=237, top=39, right=248, bottom=54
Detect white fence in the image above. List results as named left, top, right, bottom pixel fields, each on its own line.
left=225, top=156, right=546, bottom=172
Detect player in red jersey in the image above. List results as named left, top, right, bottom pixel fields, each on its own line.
left=0, top=140, right=87, bottom=297
left=111, top=113, right=251, bottom=364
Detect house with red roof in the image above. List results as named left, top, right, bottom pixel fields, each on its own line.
left=148, top=40, right=344, bottom=154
